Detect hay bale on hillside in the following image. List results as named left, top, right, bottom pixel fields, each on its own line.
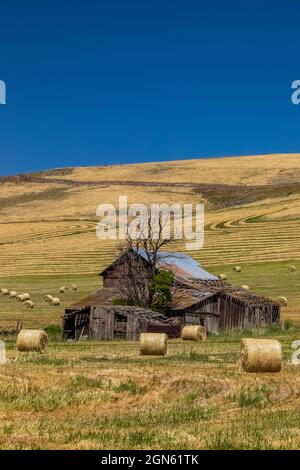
left=240, top=338, right=282, bottom=373
left=24, top=300, right=34, bottom=309
left=288, top=265, right=296, bottom=272
left=43, top=295, right=53, bottom=303
left=218, top=273, right=227, bottom=280
left=241, top=285, right=250, bottom=290
left=140, top=333, right=167, bottom=356
left=71, top=284, right=77, bottom=291
left=16, top=294, right=26, bottom=302
left=233, top=266, right=242, bottom=272
left=9, top=291, right=17, bottom=298
left=22, top=293, right=30, bottom=301
left=1, top=289, right=9, bottom=295
left=50, top=297, right=60, bottom=306
left=60, top=286, right=67, bottom=293
left=181, top=325, right=207, bottom=341
left=277, top=296, right=288, bottom=307
left=16, top=329, right=48, bottom=352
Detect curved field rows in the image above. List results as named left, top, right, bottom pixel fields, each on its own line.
left=0, top=214, right=299, bottom=276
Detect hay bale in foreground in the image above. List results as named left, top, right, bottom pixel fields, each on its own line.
left=16, top=329, right=48, bottom=352
left=140, top=333, right=167, bottom=356
left=9, top=291, right=17, bottom=298
left=233, top=266, right=242, bottom=272
left=277, top=296, right=288, bottom=306
left=1, top=289, right=9, bottom=295
left=218, top=273, right=227, bottom=280
left=240, top=338, right=282, bottom=373
left=181, top=325, right=207, bottom=341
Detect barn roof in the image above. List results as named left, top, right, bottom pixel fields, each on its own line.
left=65, top=287, right=117, bottom=311
left=174, top=275, right=280, bottom=307
left=171, top=288, right=216, bottom=311
left=100, top=248, right=217, bottom=280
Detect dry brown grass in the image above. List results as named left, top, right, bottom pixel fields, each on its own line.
left=0, top=334, right=299, bottom=449
left=0, top=153, right=299, bottom=325
left=0, top=154, right=300, bottom=449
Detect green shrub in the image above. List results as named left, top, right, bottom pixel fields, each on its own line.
left=150, top=270, right=174, bottom=314
left=44, top=324, right=62, bottom=342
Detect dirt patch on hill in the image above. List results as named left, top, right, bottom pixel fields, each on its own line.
left=1, top=173, right=300, bottom=210
left=194, top=182, right=300, bottom=208
left=0, top=187, right=69, bottom=213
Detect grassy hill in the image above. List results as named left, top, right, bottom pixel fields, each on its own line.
left=0, top=153, right=300, bottom=327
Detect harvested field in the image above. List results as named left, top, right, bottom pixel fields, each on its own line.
left=0, top=154, right=300, bottom=449
left=0, top=331, right=300, bottom=450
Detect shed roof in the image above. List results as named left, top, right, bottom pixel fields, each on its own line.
left=174, top=275, right=280, bottom=307
left=65, top=287, right=117, bottom=311
left=171, top=288, right=216, bottom=311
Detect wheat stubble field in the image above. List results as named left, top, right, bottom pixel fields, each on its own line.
left=1, top=153, right=300, bottom=449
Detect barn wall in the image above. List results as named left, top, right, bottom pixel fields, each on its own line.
left=184, top=312, right=219, bottom=332
left=88, top=305, right=172, bottom=340
left=179, top=294, right=277, bottom=333
left=102, top=255, right=151, bottom=289
left=197, top=298, right=219, bottom=315
left=103, top=275, right=119, bottom=288
left=219, top=296, right=246, bottom=329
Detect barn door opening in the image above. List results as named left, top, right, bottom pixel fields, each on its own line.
left=63, top=316, right=75, bottom=339
left=114, top=313, right=128, bottom=339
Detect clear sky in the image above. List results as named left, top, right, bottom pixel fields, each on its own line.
left=0, top=0, right=299, bottom=176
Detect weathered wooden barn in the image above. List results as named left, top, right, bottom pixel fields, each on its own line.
left=63, top=288, right=179, bottom=340
left=63, top=249, right=280, bottom=339
left=171, top=276, right=280, bottom=332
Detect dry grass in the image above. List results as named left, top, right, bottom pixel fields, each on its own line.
left=0, top=154, right=300, bottom=326
left=0, top=333, right=300, bottom=449
left=0, top=154, right=300, bottom=448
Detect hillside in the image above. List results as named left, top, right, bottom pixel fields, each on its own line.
left=0, top=153, right=300, bottom=327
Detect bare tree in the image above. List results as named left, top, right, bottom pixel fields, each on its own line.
left=115, top=215, right=176, bottom=307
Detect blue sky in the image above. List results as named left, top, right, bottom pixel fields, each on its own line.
left=0, top=0, right=299, bottom=176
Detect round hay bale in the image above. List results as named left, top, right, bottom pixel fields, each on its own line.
left=9, top=291, right=17, bottom=298
left=24, top=300, right=34, bottom=309
left=16, top=329, right=48, bottom=352
left=60, top=286, right=66, bottom=293
left=233, top=266, right=242, bottom=272
left=16, top=294, right=25, bottom=302
left=181, top=325, right=207, bottom=341
left=43, top=294, right=53, bottom=303
left=22, top=293, right=30, bottom=301
left=241, top=285, right=250, bottom=290
left=218, top=273, right=227, bottom=281
left=1, top=289, right=9, bottom=295
left=71, top=284, right=77, bottom=291
left=139, top=333, right=167, bottom=356
left=277, top=296, right=288, bottom=307
left=50, top=297, right=60, bottom=306
left=240, top=338, right=282, bottom=373
left=288, top=265, right=296, bottom=272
